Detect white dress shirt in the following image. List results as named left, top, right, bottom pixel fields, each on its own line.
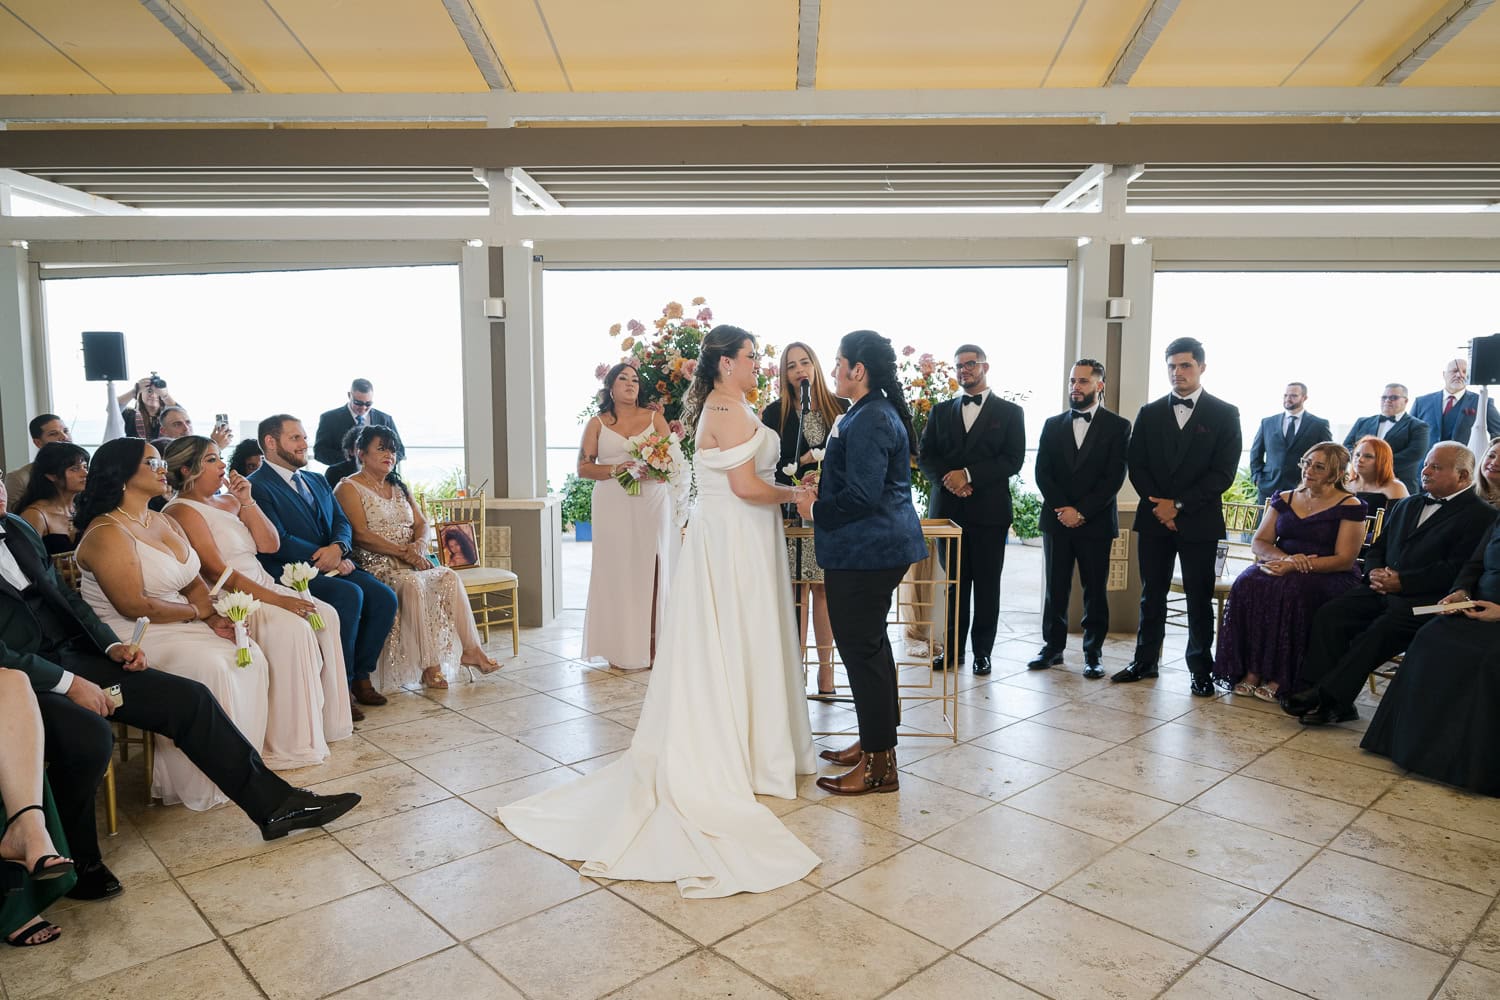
left=961, top=389, right=990, bottom=432
left=1071, top=402, right=1099, bottom=449
left=1283, top=410, right=1303, bottom=438
left=1377, top=411, right=1403, bottom=439
left=1417, top=484, right=1471, bottom=528
left=1172, top=387, right=1205, bottom=430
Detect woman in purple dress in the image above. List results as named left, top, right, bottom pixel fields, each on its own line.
left=1214, top=442, right=1368, bottom=701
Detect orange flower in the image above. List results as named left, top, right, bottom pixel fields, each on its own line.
left=918, top=398, right=933, bottom=412
left=948, top=378, right=960, bottom=392
left=745, top=387, right=760, bottom=404
left=654, top=317, right=667, bottom=330
left=664, top=301, right=684, bottom=320
left=656, top=380, right=668, bottom=394
left=691, top=296, right=706, bottom=306
left=608, top=323, right=622, bottom=336
left=620, top=336, right=635, bottom=350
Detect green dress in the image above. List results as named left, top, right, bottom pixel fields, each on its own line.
left=1, top=780, right=77, bottom=939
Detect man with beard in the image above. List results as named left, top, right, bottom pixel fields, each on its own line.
left=1249, top=382, right=1331, bottom=503
left=248, top=414, right=397, bottom=720
left=1031, top=359, right=1131, bottom=678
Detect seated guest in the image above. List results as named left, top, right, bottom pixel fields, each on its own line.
left=0, top=668, right=77, bottom=947
left=3, top=414, right=72, bottom=500
left=1214, top=443, right=1366, bottom=701
left=74, top=438, right=273, bottom=810
left=1346, top=435, right=1410, bottom=514
left=157, top=406, right=232, bottom=449
left=1476, top=437, right=1500, bottom=507
left=1411, top=357, right=1500, bottom=444
left=1361, top=521, right=1500, bottom=795
left=1343, top=384, right=1429, bottom=494
left=1282, top=442, right=1497, bottom=725
left=314, top=378, right=401, bottom=466
left=163, top=437, right=353, bottom=768
left=323, top=426, right=361, bottom=488
left=229, top=439, right=264, bottom=477
left=335, top=425, right=499, bottom=691
left=1, top=465, right=360, bottom=903
left=14, top=443, right=89, bottom=555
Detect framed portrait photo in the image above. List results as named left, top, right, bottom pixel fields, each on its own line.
left=437, top=521, right=480, bottom=569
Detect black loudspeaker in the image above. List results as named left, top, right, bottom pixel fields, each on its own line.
left=1471, top=335, right=1500, bottom=386
left=81, top=331, right=127, bottom=382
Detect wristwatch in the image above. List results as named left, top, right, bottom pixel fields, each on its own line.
left=336, top=541, right=351, bottom=558
left=1173, top=501, right=1184, bottom=511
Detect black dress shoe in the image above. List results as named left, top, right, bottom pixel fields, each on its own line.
left=64, top=861, right=122, bottom=901
left=1027, top=649, right=1064, bottom=671
left=932, top=653, right=963, bottom=672
left=1110, top=662, right=1158, bottom=683
left=1300, top=704, right=1359, bottom=726
left=1280, top=689, right=1321, bottom=718
left=972, top=656, right=992, bottom=676
left=260, top=789, right=362, bottom=842
left=1189, top=674, right=1215, bottom=697
left=1083, top=655, right=1105, bottom=679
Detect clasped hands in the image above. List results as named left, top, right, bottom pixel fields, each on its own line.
left=941, top=470, right=973, bottom=498
left=1438, top=589, right=1500, bottom=620
left=793, top=480, right=818, bottom=520
left=311, top=544, right=356, bottom=577
left=1260, top=553, right=1314, bottom=576
left=1368, top=567, right=1404, bottom=594
left=1147, top=496, right=1179, bottom=532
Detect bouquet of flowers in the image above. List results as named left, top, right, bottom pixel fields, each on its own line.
left=898, top=347, right=960, bottom=504
left=781, top=447, right=826, bottom=485
left=279, top=562, right=326, bottom=630
left=212, top=591, right=262, bottom=667
left=614, top=428, right=685, bottom=496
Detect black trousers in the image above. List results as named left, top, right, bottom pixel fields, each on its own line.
left=1135, top=532, right=1219, bottom=676
left=1041, top=530, right=1112, bottom=658
left=35, top=645, right=292, bottom=867
left=1298, top=587, right=1426, bottom=709
left=942, top=522, right=1007, bottom=661
left=824, top=566, right=907, bottom=753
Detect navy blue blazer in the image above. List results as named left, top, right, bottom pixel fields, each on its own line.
left=247, top=463, right=354, bottom=578
left=1410, top=390, right=1500, bottom=445
left=1342, top=414, right=1430, bottom=495
left=1249, top=411, right=1332, bottom=500
left=812, top=393, right=927, bottom=572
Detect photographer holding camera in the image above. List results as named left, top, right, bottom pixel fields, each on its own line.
left=117, top=372, right=175, bottom=440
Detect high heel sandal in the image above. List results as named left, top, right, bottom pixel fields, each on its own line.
left=459, top=650, right=502, bottom=681
left=421, top=667, right=449, bottom=690
left=1, top=805, right=75, bottom=882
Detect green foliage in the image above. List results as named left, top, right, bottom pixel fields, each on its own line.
left=1009, top=476, right=1044, bottom=539
left=409, top=467, right=462, bottom=513
left=1223, top=467, right=1259, bottom=504
left=560, top=474, right=594, bottom=529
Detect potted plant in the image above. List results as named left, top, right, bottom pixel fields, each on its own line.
left=561, top=474, right=595, bottom=540
left=1010, top=476, right=1044, bottom=546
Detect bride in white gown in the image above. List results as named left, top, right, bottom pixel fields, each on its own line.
left=498, top=324, right=820, bottom=898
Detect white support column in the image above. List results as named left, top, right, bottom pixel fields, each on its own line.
left=0, top=244, right=38, bottom=474
left=458, top=243, right=495, bottom=493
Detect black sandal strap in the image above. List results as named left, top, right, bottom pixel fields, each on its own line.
left=4, top=918, right=60, bottom=947
left=2, top=804, right=44, bottom=833
left=29, top=855, right=75, bottom=881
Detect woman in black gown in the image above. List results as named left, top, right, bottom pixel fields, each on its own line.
left=1361, top=521, right=1500, bottom=796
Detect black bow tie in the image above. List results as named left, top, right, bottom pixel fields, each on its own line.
left=1422, top=496, right=1448, bottom=507
left=1071, top=411, right=1092, bottom=422
left=1172, top=396, right=1195, bottom=409
left=963, top=394, right=983, bottom=407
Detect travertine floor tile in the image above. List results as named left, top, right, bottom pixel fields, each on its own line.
left=1071, top=745, right=1229, bottom=803
left=1331, top=810, right=1500, bottom=895
left=393, top=841, right=594, bottom=939
left=328, top=947, right=522, bottom=999
left=31, top=942, right=260, bottom=1000
left=1030, top=701, right=1165, bottom=742
left=333, top=796, right=511, bottom=880
left=1437, top=962, right=1500, bottom=1000
left=417, top=674, right=536, bottom=710
left=308, top=761, right=451, bottom=832
left=178, top=834, right=382, bottom=935
left=901, top=743, right=1056, bottom=803
left=609, top=876, right=815, bottom=945
left=349, top=689, right=449, bottom=730
left=504, top=658, right=610, bottom=692
left=130, top=798, right=312, bottom=877
left=1127, top=807, right=1319, bottom=894
left=970, top=719, right=1116, bottom=770
left=926, top=803, right=1115, bottom=890
left=406, top=734, right=557, bottom=794
left=515, top=715, right=635, bottom=764
left=1240, top=747, right=1398, bottom=807
left=461, top=692, right=588, bottom=735
left=818, top=772, right=990, bottom=840
left=881, top=954, right=1045, bottom=999
left=272, top=733, right=398, bottom=787
left=604, top=951, right=786, bottom=999
left=957, top=681, right=1069, bottom=719
left=900, top=697, right=1016, bottom=738
left=1281, top=725, right=1402, bottom=774
left=461, top=767, right=580, bottom=815
left=547, top=675, right=650, bottom=713
left=359, top=713, right=499, bottom=760
left=1463, top=905, right=1500, bottom=972
left=1080, top=683, right=1202, bottom=722
left=1127, top=721, right=1277, bottom=772
left=1005, top=772, right=1176, bottom=841
left=778, top=803, right=913, bottom=888
left=1159, top=959, right=1306, bottom=999
left=1373, top=777, right=1500, bottom=842
left=1190, top=775, right=1361, bottom=845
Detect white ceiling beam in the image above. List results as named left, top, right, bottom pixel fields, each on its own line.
left=1367, top=0, right=1494, bottom=86
left=505, top=167, right=561, bottom=212
left=3, top=87, right=1500, bottom=126
left=139, top=0, right=264, bottom=94
left=1105, top=0, right=1182, bottom=88
left=796, top=1, right=821, bottom=90
left=0, top=169, right=143, bottom=215
left=1042, top=164, right=1112, bottom=211
left=441, top=0, right=513, bottom=91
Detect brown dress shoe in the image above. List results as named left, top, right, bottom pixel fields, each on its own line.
left=351, top=678, right=387, bottom=706
left=818, top=740, right=862, bottom=766
left=815, top=750, right=899, bottom=796
left=349, top=696, right=364, bottom=723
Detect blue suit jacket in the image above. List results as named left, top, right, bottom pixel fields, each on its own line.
left=1410, top=389, right=1500, bottom=444
left=1248, top=411, right=1332, bottom=500
left=247, top=463, right=354, bottom=578
left=812, top=393, right=927, bottom=572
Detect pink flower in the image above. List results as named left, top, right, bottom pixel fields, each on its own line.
left=765, top=362, right=779, bottom=378
left=682, top=319, right=699, bottom=328
left=645, top=400, right=663, bottom=412
left=697, top=307, right=713, bottom=322
left=627, top=319, right=645, bottom=335
left=681, top=359, right=698, bottom=378
left=902, top=345, right=916, bottom=356
left=625, top=357, right=641, bottom=369
left=919, top=352, right=935, bottom=364
left=669, top=420, right=684, bottom=437
left=594, top=363, right=608, bottom=380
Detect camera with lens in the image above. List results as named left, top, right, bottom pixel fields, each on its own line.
left=147, top=371, right=167, bottom=390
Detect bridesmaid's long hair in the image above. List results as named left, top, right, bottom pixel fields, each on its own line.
left=838, top=330, right=917, bottom=457
left=775, top=341, right=847, bottom=436
left=73, top=437, right=147, bottom=534
left=680, top=324, right=756, bottom=438
left=354, top=425, right=411, bottom=498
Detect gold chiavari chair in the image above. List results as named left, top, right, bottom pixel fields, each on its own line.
left=424, top=490, right=520, bottom=655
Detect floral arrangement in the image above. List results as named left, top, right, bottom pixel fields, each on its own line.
left=279, top=562, right=326, bottom=630
left=615, top=429, right=685, bottom=496
left=212, top=591, right=262, bottom=667
left=898, top=347, right=961, bottom=504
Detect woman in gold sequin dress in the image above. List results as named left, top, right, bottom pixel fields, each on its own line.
left=333, top=426, right=499, bottom=691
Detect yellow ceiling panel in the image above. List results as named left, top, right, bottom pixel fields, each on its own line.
left=468, top=0, right=570, bottom=91
left=534, top=0, right=797, bottom=91
left=1403, top=0, right=1500, bottom=85
left=819, top=0, right=1098, bottom=89
left=0, top=7, right=110, bottom=94
left=1284, top=0, right=1452, bottom=85
left=1045, top=0, right=1154, bottom=88
left=3, top=0, right=227, bottom=93
left=264, top=0, right=487, bottom=92
left=186, top=0, right=338, bottom=92
left=1132, top=0, right=1383, bottom=86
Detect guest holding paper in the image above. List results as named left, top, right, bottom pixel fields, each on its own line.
left=162, top=436, right=352, bottom=767
left=14, top=443, right=89, bottom=555
left=1213, top=443, right=1367, bottom=701
left=798, top=330, right=927, bottom=796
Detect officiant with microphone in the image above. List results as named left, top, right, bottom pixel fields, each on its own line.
left=763, top=343, right=847, bottom=699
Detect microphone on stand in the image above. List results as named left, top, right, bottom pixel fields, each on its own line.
left=799, top=378, right=811, bottom=414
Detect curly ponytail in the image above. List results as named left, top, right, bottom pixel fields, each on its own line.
left=679, top=324, right=755, bottom=438
left=839, top=330, right=916, bottom=456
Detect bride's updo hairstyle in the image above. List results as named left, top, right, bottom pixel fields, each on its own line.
left=162, top=435, right=216, bottom=496
left=838, top=330, right=918, bottom=457
left=680, top=324, right=756, bottom=436
left=74, top=437, right=147, bottom=535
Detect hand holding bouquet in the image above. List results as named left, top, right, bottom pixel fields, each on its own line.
left=279, top=562, right=327, bottom=630
left=615, top=429, right=684, bottom=496
left=212, top=591, right=262, bottom=667
left=781, top=447, right=826, bottom=486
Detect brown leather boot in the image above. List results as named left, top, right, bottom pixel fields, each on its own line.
left=816, top=749, right=899, bottom=796
left=351, top=678, right=387, bottom=706
left=818, top=740, right=862, bottom=766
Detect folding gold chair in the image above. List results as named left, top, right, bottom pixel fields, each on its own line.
left=1167, top=498, right=1270, bottom=632
left=425, top=490, right=520, bottom=655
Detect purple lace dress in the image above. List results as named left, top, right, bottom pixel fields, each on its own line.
left=1213, top=493, right=1367, bottom=691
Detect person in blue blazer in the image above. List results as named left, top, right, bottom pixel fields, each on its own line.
left=798, top=330, right=927, bottom=798
left=1248, top=382, right=1331, bottom=503
left=249, top=414, right=397, bottom=718
left=1342, top=384, right=1429, bottom=495
left=1410, top=358, right=1500, bottom=444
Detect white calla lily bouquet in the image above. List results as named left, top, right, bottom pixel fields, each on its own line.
left=212, top=591, right=262, bottom=667
left=781, top=447, right=826, bottom=486
left=279, top=562, right=326, bottom=630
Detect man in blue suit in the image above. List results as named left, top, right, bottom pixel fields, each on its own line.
left=1411, top=358, right=1500, bottom=444
left=249, top=414, right=397, bottom=720
left=1248, top=382, right=1331, bottom=503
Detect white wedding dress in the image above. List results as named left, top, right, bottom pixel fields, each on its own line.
left=497, top=415, right=819, bottom=897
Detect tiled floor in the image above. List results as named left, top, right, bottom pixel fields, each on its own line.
left=4, top=544, right=1499, bottom=999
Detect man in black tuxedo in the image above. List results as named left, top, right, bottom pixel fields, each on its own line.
left=1410, top=357, right=1500, bottom=445
left=1341, top=384, right=1430, bottom=494
left=1031, top=359, right=1130, bottom=679
left=0, top=480, right=360, bottom=902
left=1114, top=337, right=1241, bottom=697
left=1249, top=382, right=1331, bottom=503
left=918, top=344, right=1025, bottom=676
left=1283, top=442, right=1496, bottom=725
left=313, top=378, right=402, bottom=466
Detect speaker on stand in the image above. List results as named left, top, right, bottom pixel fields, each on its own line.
left=1470, top=334, right=1500, bottom=387
left=81, top=331, right=128, bottom=382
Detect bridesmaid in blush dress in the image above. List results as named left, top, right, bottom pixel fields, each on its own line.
left=578, top=362, right=676, bottom=671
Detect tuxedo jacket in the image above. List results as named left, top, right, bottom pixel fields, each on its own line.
left=1034, top=407, right=1130, bottom=538
left=1410, top=389, right=1500, bottom=445
left=0, top=514, right=120, bottom=691
left=313, top=405, right=402, bottom=466
left=1342, top=414, right=1430, bottom=494
left=247, top=463, right=355, bottom=578
left=1363, top=488, right=1497, bottom=607
left=1249, top=411, right=1331, bottom=497
left=1127, top=392, right=1242, bottom=542
left=917, top=393, right=1025, bottom=526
